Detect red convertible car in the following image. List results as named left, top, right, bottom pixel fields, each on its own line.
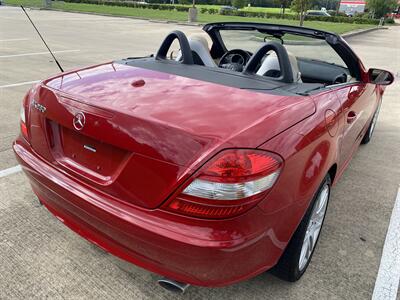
left=14, top=22, right=393, bottom=292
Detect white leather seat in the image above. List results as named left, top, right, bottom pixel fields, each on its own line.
left=176, top=35, right=217, bottom=68
left=256, top=51, right=302, bottom=83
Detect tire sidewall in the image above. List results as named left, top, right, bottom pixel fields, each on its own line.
left=295, top=175, right=331, bottom=278
left=362, top=99, right=382, bottom=144
left=272, top=175, right=332, bottom=281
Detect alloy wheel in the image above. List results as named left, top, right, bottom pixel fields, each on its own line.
left=298, top=183, right=330, bottom=272
left=369, top=104, right=380, bottom=139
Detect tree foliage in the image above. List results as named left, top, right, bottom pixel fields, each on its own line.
left=367, top=0, right=397, bottom=18
left=177, top=0, right=281, bottom=6
left=291, top=0, right=311, bottom=25
left=310, top=0, right=339, bottom=10
left=232, top=0, right=248, bottom=8
left=290, top=0, right=311, bottom=12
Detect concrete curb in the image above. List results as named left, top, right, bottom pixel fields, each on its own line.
left=342, top=26, right=388, bottom=39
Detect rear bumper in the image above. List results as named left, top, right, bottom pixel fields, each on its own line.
left=13, top=137, right=283, bottom=287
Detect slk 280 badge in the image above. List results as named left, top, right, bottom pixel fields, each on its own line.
left=32, top=100, right=46, bottom=113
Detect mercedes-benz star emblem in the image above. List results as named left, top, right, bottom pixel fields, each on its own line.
left=73, top=112, right=86, bottom=131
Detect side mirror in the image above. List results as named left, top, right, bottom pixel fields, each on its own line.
left=368, top=68, right=394, bottom=86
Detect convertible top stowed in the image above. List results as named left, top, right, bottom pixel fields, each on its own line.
left=118, top=57, right=323, bottom=96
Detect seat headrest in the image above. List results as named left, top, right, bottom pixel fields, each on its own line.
left=287, top=52, right=302, bottom=83
left=188, top=34, right=210, bottom=50
left=256, top=50, right=302, bottom=83
left=186, top=34, right=216, bottom=68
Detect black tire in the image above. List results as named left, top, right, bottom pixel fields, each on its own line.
left=361, top=101, right=381, bottom=145
left=271, top=175, right=331, bottom=282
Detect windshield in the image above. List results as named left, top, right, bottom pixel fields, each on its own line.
left=218, top=29, right=347, bottom=68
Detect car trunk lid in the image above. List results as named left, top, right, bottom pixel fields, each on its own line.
left=27, top=62, right=315, bottom=208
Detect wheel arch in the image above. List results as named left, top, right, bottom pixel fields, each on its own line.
left=327, top=163, right=337, bottom=184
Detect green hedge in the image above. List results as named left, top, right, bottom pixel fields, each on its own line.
left=62, top=0, right=383, bottom=24
left=219, top=9, right=296, bottom=19
left=305, top=15, right=380, bottom=24
left=218, top=8, right=381, bottom=24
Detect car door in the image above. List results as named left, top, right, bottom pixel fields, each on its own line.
left=334, top=82, right=377, bottom=167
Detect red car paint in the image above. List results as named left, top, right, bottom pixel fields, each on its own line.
left=14, top=56, right=383, bottom=286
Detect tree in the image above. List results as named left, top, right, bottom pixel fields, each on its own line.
left=280, top=0, right=289, bottom=15
left=291, top=0, right=311, bottom=26
left=232, top=0, right=248, bottom=8
left=367, top=0, right=397, bottom=18
left=188, top=0, right=197, bottom=22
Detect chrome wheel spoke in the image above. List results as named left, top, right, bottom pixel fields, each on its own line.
left=369, top=105, right=380, bottom=138
left=298, top=183, right=330, bottom=272
left=306, top=234, right=313, bottom=260
left=299, top=235, right=310, bottom=270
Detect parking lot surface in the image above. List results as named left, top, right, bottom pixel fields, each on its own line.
left=1, top=6, right=400, bottom=299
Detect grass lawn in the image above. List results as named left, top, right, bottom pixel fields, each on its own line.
left=241, top=6, right=295, bottom=15
left=6, top=0, right=374, bottom=34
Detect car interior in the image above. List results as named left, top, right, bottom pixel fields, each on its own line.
left=179, top=32, right=351, bottom=86
left=119, top=23, right=361, bottom=96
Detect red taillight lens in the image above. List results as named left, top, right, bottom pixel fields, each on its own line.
left=199, top=150, right=280, bottom=183
left=163, top=149, right=282, bottom=219
left=20, top=121, right=28, bottom=139
left=20, top=105, right=28, bottom=140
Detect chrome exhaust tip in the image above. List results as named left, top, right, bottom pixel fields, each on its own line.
left=157, top=278, right=190, bottom=294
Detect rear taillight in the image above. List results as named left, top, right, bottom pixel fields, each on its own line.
left=20, top=105, right=28, bottom=140
left=163, top=149, right=282, bottom=219
left=19, top=85, right=39, bottom=141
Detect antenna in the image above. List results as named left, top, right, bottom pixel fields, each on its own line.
left=20, top=5, right=64, bottom=72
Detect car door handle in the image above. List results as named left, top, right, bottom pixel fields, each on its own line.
left=347, top=111, right=357, bottom=124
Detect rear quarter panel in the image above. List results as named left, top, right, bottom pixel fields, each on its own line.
left=256, top=89, right=343, bottom=252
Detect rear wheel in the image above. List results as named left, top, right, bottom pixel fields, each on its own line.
left=271, top=175, right=331, bottom=282
left=361, top=101, right=381, bottom=144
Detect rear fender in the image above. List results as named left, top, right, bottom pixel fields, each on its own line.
left=255, top=93, right=341, bottom=250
